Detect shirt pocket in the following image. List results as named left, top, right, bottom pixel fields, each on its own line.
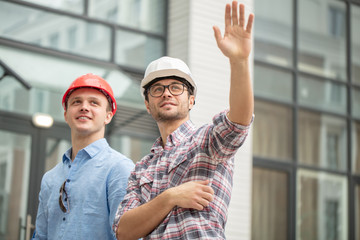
left=139, top=173, right=154, bottom=203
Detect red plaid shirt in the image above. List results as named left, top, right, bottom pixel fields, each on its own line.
left=113, top=110, right=252, bottom=239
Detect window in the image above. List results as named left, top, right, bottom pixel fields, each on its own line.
left=254, top=65, right=293, bottom=102
left=0, top=162, right=7, bottom=235
left=353, top=121, right=360, bottom=174
left=252, top=168, right=288, bottom=240
left=86, top=24, right=97, bottom=44
left=88, top=0, right=166, bottom=34
left=253, top=0, right=358, bottom=238
left=254, top=0, right=293, bottom=67
left=297, top=170, right=347, bottom=240
left=356, top=185, right=360, bottom=240
left=107, top=8, right=118, bottom=22
left=329, top=6, right=345, bottom=38
left=327, top=133, right=339, bottom=170
left=49, top=32, right=59, bottom=49
left=18, top=0, right=84, bottom=14
left=298, top=0, right=346, bottom=81
left=325, top=200, right=339, bottom=240
left=351, top=5, right=360, bottom=84
left=115, top=30, right=164, bottom=69
left=68, top=26, right=77, bottom=50
left=253, top=100, right=293, bottom=161
left=0, top=2, right=112, bottom=61
left=298, top=110, right=347, bottom=171
left=329, top=83, right=342, bottom=104
left=352, top=88, right=360, bottom=119
left=298, top=76, right=347, bottom=114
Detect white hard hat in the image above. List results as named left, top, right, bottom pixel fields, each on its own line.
left=141, top=56, right=197, bottom=97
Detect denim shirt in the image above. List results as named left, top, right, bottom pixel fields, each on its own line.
left=33, top=138, right=134, bottom=240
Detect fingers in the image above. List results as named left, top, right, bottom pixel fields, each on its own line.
left=200, top=181, right=215, bottom=195
left=246, top=13, right=254, bottom=34
left=194, top=180, right=214, bottom=210
left=192, top=188, right=214, bottom=210
left=201, top=190, right=215, bottom=202
left=231, top=1, right=238, bottom=26
left=239, top=3, right=245, bottom=27
left=194, top=192, right=214, bottom=210
left=197, top=180, right=215, bottom=194
left=172, top=180, right=214, bottom=210
left=224, top=1, right=252, bottom=31
left=197, top=179, right=210, bottom=186
left=213, top=26, right=222, bottom=46
left=225, top=3, right=231, bottom=27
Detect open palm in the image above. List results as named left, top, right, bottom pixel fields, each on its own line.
left=213, top=1, right=254, bottom=61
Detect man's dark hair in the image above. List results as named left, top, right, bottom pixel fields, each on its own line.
left=143, top=76, right=194, bottom=102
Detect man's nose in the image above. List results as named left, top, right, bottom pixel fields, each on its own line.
left=162, top=86, right=172, bottom=97
left=80, top=101, right=90, bottom=111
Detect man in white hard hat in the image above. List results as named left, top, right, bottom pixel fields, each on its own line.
left=114, top=1, right=254, bottom=239
left=32, top=74, right=134, bottom=240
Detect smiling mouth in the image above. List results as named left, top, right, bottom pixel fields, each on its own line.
left=77, top=116, right=91, bottom=120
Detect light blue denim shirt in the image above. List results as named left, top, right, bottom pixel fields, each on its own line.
left=33, top=138, right=134, bottom=240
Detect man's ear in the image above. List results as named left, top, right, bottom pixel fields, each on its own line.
left=64, top=110, right=68, bottom=123
left=188, top=95, right=195, bottom=110
left=104, top=111, right=113, bottom=125
left=144, top=100, right=151, bottom=114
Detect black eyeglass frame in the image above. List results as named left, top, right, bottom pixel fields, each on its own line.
left=59, top=180, right=69, bottom=213
left=147, top=83, right=188, bottom=98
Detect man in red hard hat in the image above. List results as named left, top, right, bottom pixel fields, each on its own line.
left=32, top=73, right=134, bottom=240
left=113, top=1, right=254, bottom=239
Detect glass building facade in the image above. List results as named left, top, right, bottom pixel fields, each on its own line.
left=251, top=0, right=360, bottom=239
left=0, top=0, right=359, bottom=239
left=0, top=0, right=164, bottom=239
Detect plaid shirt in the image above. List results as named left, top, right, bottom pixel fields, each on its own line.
left=113, top=110, right=252, bottom=239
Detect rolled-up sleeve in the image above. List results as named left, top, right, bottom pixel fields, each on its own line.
left=112, top=167, right=143, bottom=233
left=199, top=110, right=254, bottom=162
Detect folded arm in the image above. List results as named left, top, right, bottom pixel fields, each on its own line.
left=116, top=180, right=214, bottom=240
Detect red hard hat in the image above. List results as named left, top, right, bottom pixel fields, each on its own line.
left=62, top=73, right=117, bottom=115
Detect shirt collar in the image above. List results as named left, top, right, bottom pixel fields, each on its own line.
left=150, top=119, right=196, bottom=153
left=168, top=120, right=196, bottom=146
left=62, top=138, right=109, bottom=163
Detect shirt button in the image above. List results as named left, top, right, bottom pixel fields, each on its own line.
left=66, top=179, right=70, bottom=182
left=63, top=217, right=66, bottom=221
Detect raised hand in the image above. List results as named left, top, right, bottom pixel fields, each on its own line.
left=213, top=1, right=254, bottom=61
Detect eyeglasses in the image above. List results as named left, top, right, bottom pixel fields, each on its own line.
left=59, top=180, right=69, bottom=213
left=148, top=83, right=187, bottom=97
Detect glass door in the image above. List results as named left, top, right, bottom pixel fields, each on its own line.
left=0, top=112, right=70, bottom=240
left=355, top=180, right=360, bottom=240
left=0, top=130, right=31, bottom=240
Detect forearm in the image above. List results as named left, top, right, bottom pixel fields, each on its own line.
left=228, top=58, right=254, bottom=125
left=116, top=190, right=175, bottom=240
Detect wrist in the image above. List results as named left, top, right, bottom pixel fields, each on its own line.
left=163, top=187, right=177, bottom=208
left=229, top=56, right=249, bottom=65
left=229, top=58, right=249, bottom=70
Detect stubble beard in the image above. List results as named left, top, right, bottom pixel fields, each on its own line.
left=154, top=110, right=187, bottom=123
left=151, top=104, right=189, bottom=123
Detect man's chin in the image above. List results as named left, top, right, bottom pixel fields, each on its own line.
left=155, top=113, right=187, bottom=122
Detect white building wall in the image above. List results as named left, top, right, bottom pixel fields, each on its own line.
left=167, top=0, right=190, bottom=62
left=168, top=1, right=254, bottom=239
